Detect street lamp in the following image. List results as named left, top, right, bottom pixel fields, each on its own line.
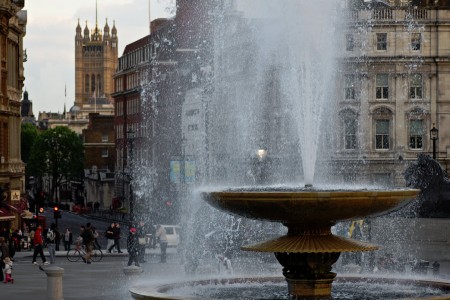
left=430, top=123, right=439, bottom=160
left=127, top=129, right=135, bottom=225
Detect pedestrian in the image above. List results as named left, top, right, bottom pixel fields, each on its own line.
left=136, top=221, right=147, bottom=263
left=55, top=227, right=61, bottom=251
left=112, top=222, right=123, bottom=253
left=63, top=228, right=73, bottom=251
left=126, top=227, right=139, bottom=267
left=91, top=226, right=101, bottom=250
left=80, top=223, right=95, bottom=264
left=0, top=236, right=8, bottom=282
left=155, top=225, right=168, bottom=263
left=105, top=223, right=115, bottom=253
left=32, top=225, right=48, bottom=265
left=2, top=256, right=13, bottom=284
left=46, top=223, right=57, bottom=264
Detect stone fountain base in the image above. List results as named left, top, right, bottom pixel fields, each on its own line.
left=129, top=276, right=450, bottom=300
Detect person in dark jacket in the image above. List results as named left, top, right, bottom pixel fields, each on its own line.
left=126, top=227, right=139, bottom=267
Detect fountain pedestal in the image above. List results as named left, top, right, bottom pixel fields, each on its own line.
left=203, top=189, right=419, bottom=299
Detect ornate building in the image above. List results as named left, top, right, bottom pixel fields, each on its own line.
left=335, top=0, right=450, bottom=185
left=73, top=12, right=118, bottom=119
left=0, top=1, right=27, bottom=229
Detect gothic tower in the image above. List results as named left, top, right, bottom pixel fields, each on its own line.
left=74, top=6, right=118, bottom=114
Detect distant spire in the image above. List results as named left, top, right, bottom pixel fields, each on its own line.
left=95, top=0, right=98, bottom=27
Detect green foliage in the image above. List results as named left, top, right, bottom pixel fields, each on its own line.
left=28, top=126, right=84, bottom=189
left=21, top=123, right=39, bottom=164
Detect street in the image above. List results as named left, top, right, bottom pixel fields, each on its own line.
left=0, top=250, right=185, bottom=300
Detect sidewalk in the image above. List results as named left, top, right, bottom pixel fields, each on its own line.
left=13, top=246, right=178, bottom=259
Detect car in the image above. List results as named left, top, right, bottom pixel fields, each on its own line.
left=146, top=225, right=181, bottom=248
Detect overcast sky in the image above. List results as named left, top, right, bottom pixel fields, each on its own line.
left=23, top=0, right=174, bottom=114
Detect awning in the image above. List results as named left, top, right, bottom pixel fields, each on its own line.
left=0, top=208, right=15, bottom=221
left=21, top=210, right=34, bottom=219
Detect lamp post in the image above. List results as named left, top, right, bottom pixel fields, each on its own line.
left=430, top=123, right=439, bottom=160
left=127, top=129, right=135, bottom=225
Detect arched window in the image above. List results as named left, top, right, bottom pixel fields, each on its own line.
left=340, top=109, right=358, bottom=150
left=97, top=74, right=102, bottom=95
left=85, top=75, right=90, bottom=93
left=372, top=107, right=393, bottom=150
left=91, top=74, right=96, bottom=93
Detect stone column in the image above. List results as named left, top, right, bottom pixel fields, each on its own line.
left=43, top=266, right=64, bottom=300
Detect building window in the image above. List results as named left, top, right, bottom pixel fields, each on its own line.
left=376, top=74, right=389, bottom=100
left=409, top=119, right=423, bottom=149
left=344, top=117, right=357, bottom=149
left=411, top=33, right=421, bottom=51
left=375, top=119, right=390, bottom=149
left=344, top=74, right=356, bottom=100
left=85, top=75, right=90, bottom=93
left=188, top=124, right=198, bottom=131
left=101, top=149, right=109, bottom=158
left=346, top=34, right=354, bottom=51
left=102, top=134, right=108, bottom=143
left=410, top=73, right=423, bottom=99
left=376, top=33, right=387, bottom=50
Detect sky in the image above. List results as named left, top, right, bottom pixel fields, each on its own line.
left=23, top=0, right=174, bottom=115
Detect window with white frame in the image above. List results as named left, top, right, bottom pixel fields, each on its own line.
left=375, top=119, right=390, bottom=149
left=101, top=149, right=109, bottom=158
left=344, top=74, right=356, bottom=100
left=101, top=134, right=108, bottom=143
left=409, top=73, right=423, bottom=99
left=409, top=119, right=424, bottom=149
left=411, top=33, right=421, bottom=51
left=376, top=33, right=387, bottom=50
left=344, top=117, right=357, bottom=149
left=346, top=34, right=354, bottom=51
left=376, top=74, right=389, bottom=100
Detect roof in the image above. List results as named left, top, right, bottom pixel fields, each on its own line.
left=0, top=208, right=15, bottom=221
left=122, top=35, right=150, bottom=55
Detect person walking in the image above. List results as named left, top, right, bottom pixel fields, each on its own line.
left=63, top=228, right=73, bottom=251
left=0, top=237, right=8, bottom=282
left=80, top=223, right=95, bottom=264
left=126, top=227, right=139, bottom=267
left=112, top=223, right=123, bottom=253
left=105, top=223, right=115, bottom=253
left=2, top=257, right=13, bottom=284
left=32, top=225, right=48, bottom=265
left=136, top=221, right=147, bottom=263
left=46, top=223, right=57, bottom=264
left=155, top=225, right=168, bottom=263
left=91, top=226, right=101, bottom=250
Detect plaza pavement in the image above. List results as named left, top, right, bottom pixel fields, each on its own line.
left=2, top=247, right=450, bottom=300
left=0, top=247, right=183, bottom=300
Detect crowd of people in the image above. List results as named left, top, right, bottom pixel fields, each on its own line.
left=0, top=219, right=170, bottom=281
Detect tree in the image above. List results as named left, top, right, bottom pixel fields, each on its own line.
left=28, top=126, right=84, bottom=203
left=21, top=123, right=39, bottom=164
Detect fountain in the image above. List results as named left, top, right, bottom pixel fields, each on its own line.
left=131, top=1, right=449, bottom=299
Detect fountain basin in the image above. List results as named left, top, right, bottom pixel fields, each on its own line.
left=129, top=276, right=450, bottom=300
left=202, top=189, right=420, bottom=225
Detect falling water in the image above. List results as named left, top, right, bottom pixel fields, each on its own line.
left=208, top=0, right=343, bottom=187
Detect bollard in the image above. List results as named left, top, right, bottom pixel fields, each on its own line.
left=43, top=266, right=64, bottom=300
left=123, top=265, right=143, bottom=278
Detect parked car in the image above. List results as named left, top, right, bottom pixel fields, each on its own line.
left=146, top=225, right=181, bottom=248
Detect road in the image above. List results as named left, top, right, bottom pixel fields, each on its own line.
left=1, top=250, right=185, bottom=300
left=39, top=208, right=128, bottom=251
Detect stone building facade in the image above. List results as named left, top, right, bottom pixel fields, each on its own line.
left=0, top=0, right=27, bottom=229
left=336, top=1, right=450, bottom=186
left=73, top=15, right=118, bottom=120
left=82, top=113, right=115, bottom=209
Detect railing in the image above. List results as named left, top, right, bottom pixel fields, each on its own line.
left=373, top=8, right=393, bottom=20
left=405, top=8, right=428, bottom=20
